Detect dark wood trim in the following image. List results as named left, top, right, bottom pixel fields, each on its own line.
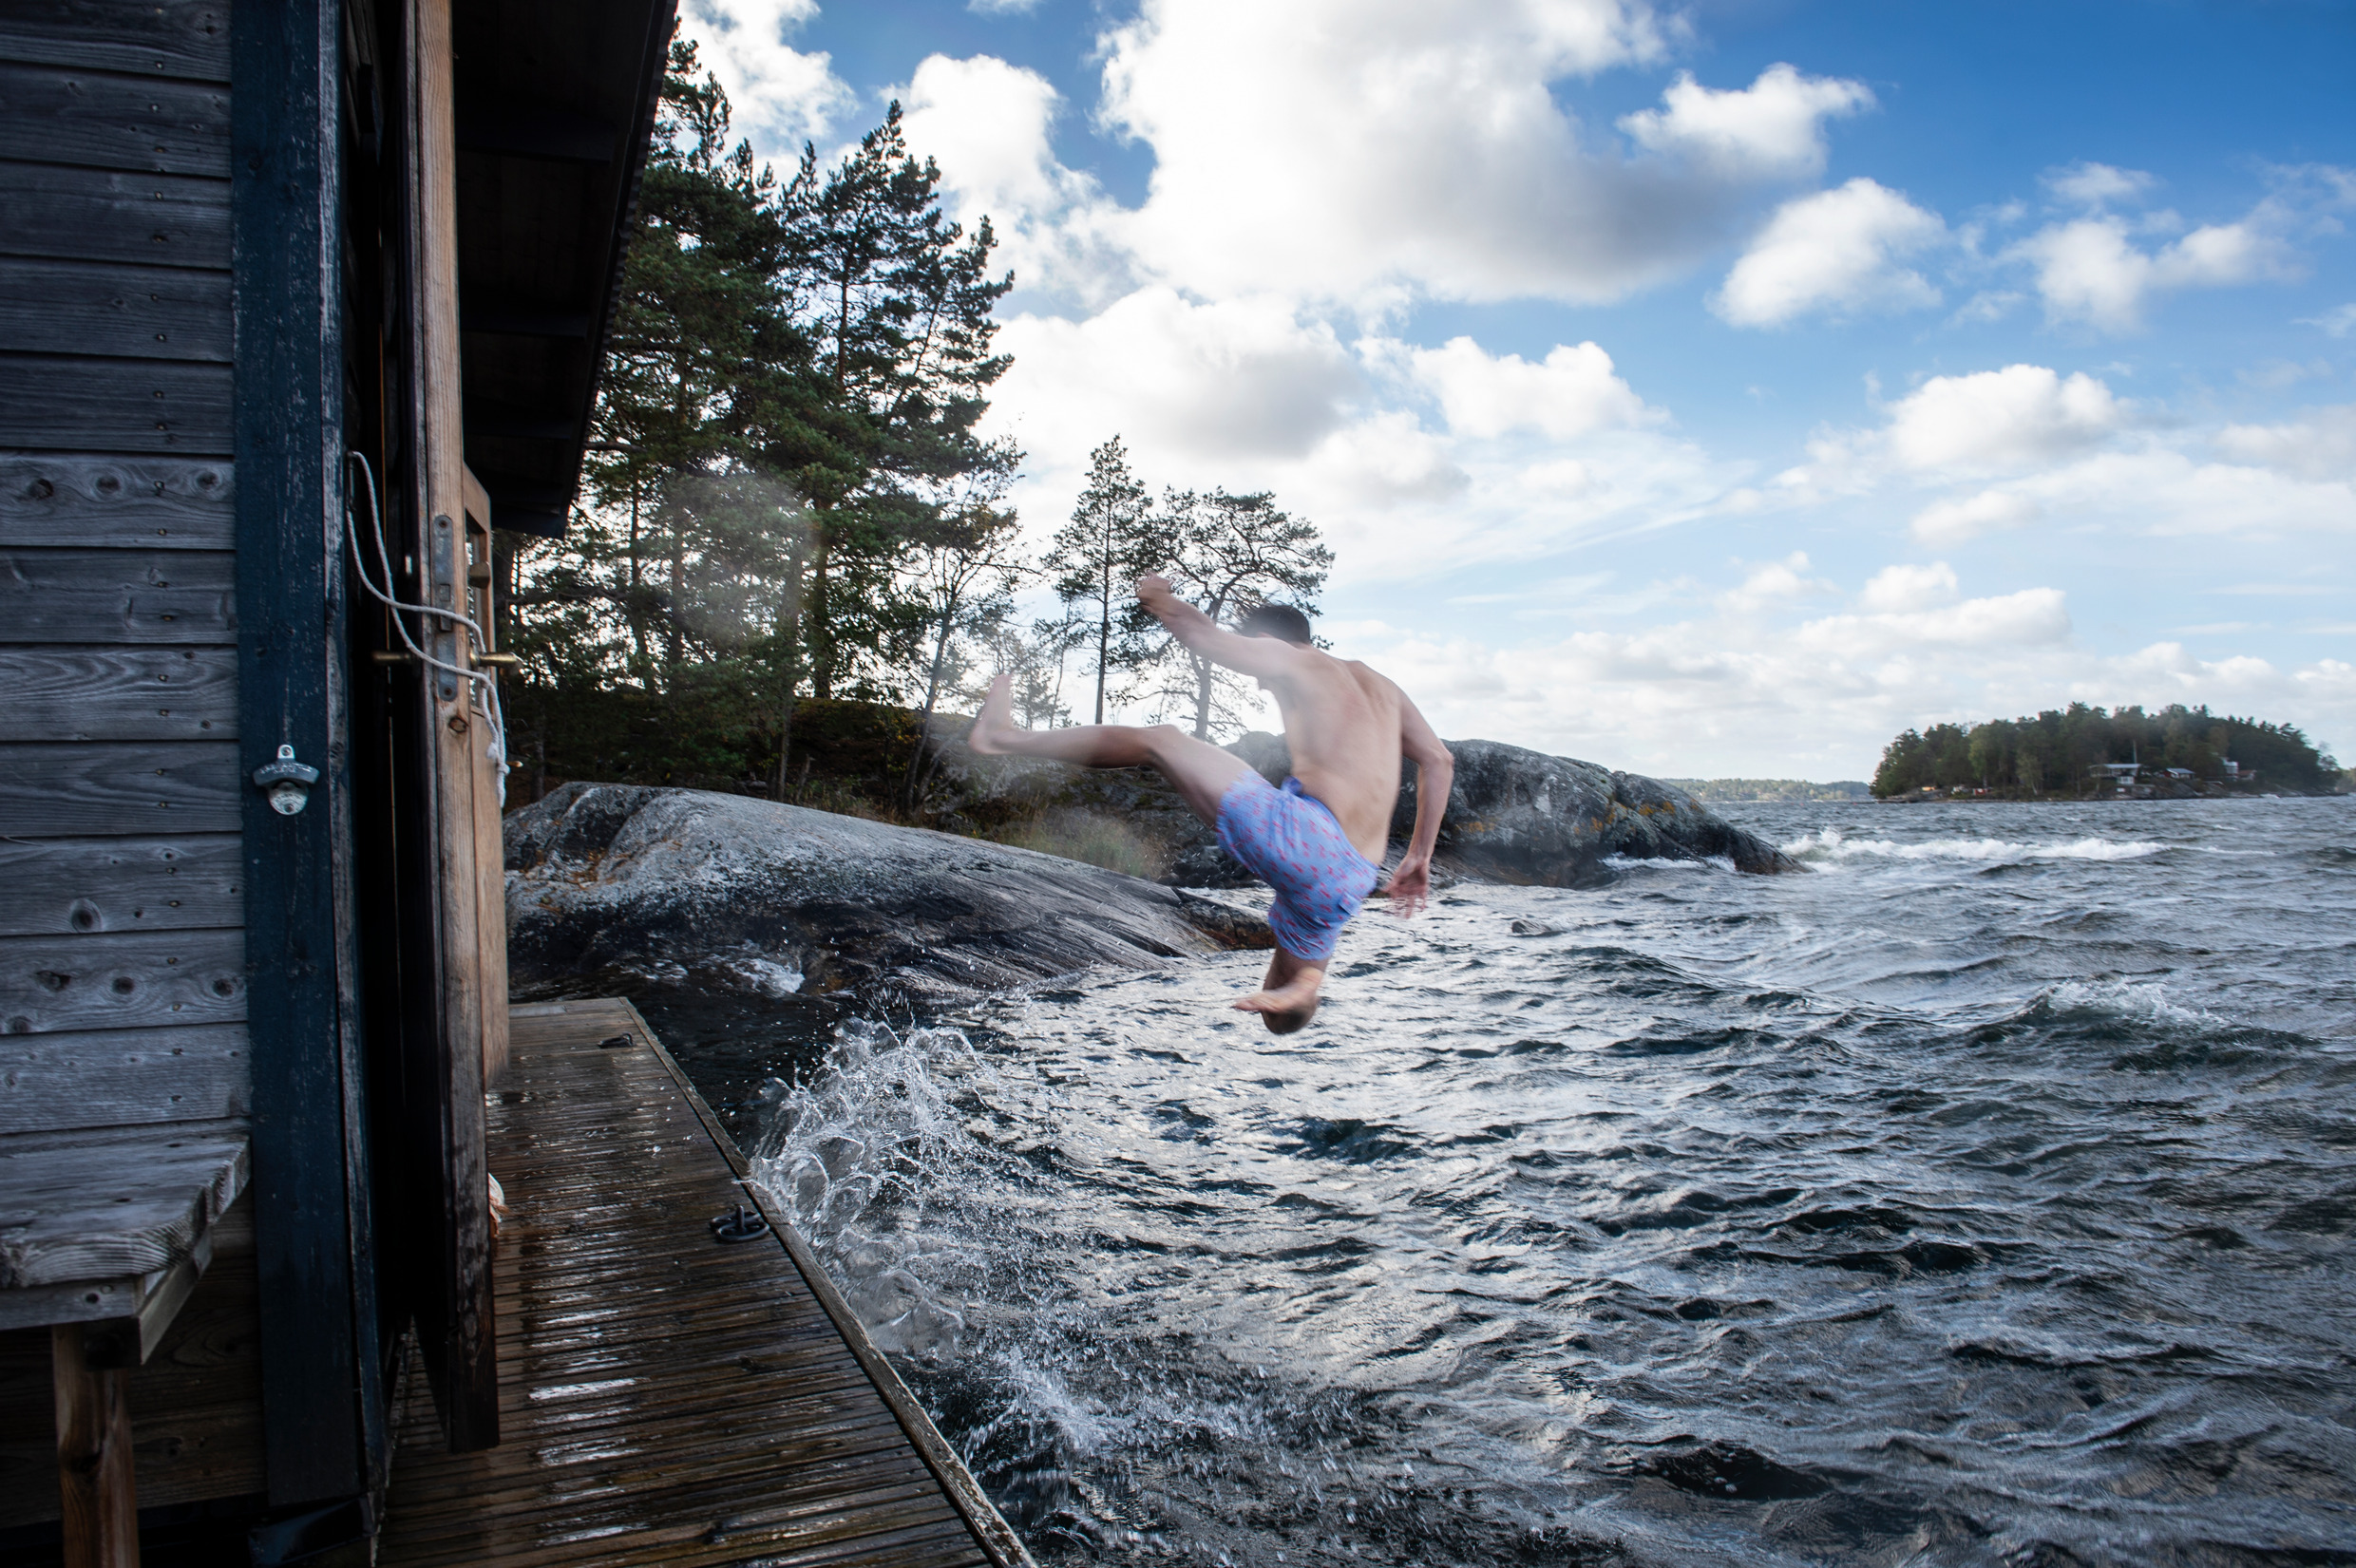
left=230, top=0, right=377, bottom=1511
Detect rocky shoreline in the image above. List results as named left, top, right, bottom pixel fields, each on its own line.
left=506, top=731, right=1794, bottom=1009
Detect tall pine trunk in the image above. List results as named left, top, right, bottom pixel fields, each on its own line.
left=901, top=590, right=959, bottom=808
left=771, top=537, right=807, bottom=798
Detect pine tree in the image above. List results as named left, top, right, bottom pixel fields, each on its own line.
left=1052, top=437, right=1166, bottom=725
left=1154, top=488, right=1331, bottom=739
left=780, top=104, right=1016, bottom=703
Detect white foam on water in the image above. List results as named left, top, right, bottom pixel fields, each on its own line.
left=2037, top=978, right=2214, bottom=1028
left=1781, top=826, right=2165, bottom=866
left=748, top=1019, right=1009, bottom=1365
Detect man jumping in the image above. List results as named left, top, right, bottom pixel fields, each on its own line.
left=968, top=575, right=1454, bottom=1032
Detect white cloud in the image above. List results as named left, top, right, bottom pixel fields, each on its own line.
left=1910, top=489, right=2041, bottom=545
left=1719, top=551, right=1832, bottom=613
left=677, top=0, right=854, bottom=156
left=1404, top=337, right=1653, bottom=440
left=968, top=0, right=1041, bottom=14
left=898, top=55, right=1131, bottom=301
left=1714, top=179, right=1946, bottom=327
left=985, top=289, right=1361, bottom=470
left=1858, top=560, right=1959, bottom=614
left=1092, top=1, right=1884, bottom=307
left=2301, top=303, right=2356, bottom=337
left=2017, top=213, right=2288, bottom=331
left=2042, top=161, right=2157, bottom=208
left=1335, top=591, right=2356, bottom=779
left=2215, top=404, right=2356, bottom=482
left=1884, top=365, right=2125, bottom=472
left=1618, top=63, right=1872, bottom=180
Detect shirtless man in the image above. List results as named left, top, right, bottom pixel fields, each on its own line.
left=968, top=575, right=1454, bottom=1032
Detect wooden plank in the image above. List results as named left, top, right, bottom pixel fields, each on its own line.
left=0, top=453, right=233, bottom=551
left=51, top=1322, right=139, bottom=1568
left=0, top=1195, right=263, bottom=1524
left=0, top=834, right=241, bottom=937
left=0, top=928, right=246, bottom=1036
left=0, top=1, right=230, bottom=83
left=629, top=1000, right=1039, bottom=1568
left=0, top=256, right=232, bottom=362
left=0, top=161, right=227, bottom=270
left=0, top=647, right=237, bottom=742
left=0, top=354, right=234, bottom=456
left=0, top=1124, right=246, bottom=1287
left=0, top=60, right=230, bottom=176
left=0, top=1021, right=249, bottom=1134
left=399, top=0, right=498, bottom=1454
left=0, top=547, right=236, bottom=642
left=230, top=0, right=376, bottom=1510
left=375, top=1006, right=1024, bottom=1568
left=0, top=741, right=240, bottom=836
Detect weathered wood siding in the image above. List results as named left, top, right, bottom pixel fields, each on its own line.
left=0, top=7, right=261, bottom=1532
left=0, top=1, right=245, bottom=1142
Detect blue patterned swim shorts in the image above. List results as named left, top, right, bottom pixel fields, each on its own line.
left=1215, top=771, right=1381, bottom=963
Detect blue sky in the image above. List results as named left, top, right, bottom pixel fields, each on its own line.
left=680, top=0, right=2355, bottom=778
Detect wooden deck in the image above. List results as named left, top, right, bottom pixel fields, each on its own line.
left=375, top=998, right=1032, bottom=1568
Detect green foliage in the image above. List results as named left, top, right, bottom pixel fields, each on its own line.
left=504, top=38, right=1018, bottom=802
left=1053, top=436, right=1168, bottom=724
left=1151, top=488, right=1332, bottom=739
left=1870, top=704, right=2340, bottom=797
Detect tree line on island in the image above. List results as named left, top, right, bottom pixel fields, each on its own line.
left=494, top=42, right=1328, bottom=811
left=1871, top=704, right=2343, bottom=798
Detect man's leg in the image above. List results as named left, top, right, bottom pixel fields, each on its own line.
left=969, top=674, right=1249, bottom=827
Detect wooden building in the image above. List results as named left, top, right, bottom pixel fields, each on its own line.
left=2, top=0, right=674, bottom=1559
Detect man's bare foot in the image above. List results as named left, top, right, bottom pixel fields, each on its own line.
left=967, top=672, right=1016, bottom=755
left=1233, top=970, right=1323, bottom=1032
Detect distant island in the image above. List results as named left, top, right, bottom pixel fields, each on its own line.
left=1663, top=778, right=1873, bottom=803
left=1870, top=703, right=2346, bottom=800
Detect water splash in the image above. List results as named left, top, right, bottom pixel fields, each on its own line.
left=1781, top=824, right=2166, bottom=864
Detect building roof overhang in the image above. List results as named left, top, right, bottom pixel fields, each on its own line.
left=452, top=0, right=674, bottom=537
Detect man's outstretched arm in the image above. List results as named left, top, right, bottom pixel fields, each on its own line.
left=1136, top=575, right=1299, bottom=680
left=1388, top=694, right=1453, bottom=916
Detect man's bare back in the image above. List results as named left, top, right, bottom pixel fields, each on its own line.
left=967, top=576, right=1454, bottom=1030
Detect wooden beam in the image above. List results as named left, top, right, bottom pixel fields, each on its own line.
left=0, top=0, right=231, bottom=84
left=0, top=61, right=228, bottom=177
left=0, top=163, right=231, bottom=271
left=0, top=257, right=233, bottom=363
left=230, top=0, right=375, bottom=1510
left=0, top=1021, right=251, bottom=1134
left=0, top=834, right=244, bottom=937
left=0, top=549, right=236, bottom=643
left=0, top=741, right=241, bottom=837
left=0, top=455, right=233, bottom=552
left=0, top=648, right=238, bottom=743
left=0, top=356, right=235, bottom=457
left=51, top=1323, right=139, bottom=1568
left=0, top=927, right=247, bottom=1034
left=400, top=0, right=497, bottom=1452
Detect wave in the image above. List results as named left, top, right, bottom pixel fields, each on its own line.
left=1781, top=826, right=2165, bottom=866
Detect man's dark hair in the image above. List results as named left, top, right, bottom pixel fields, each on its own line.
left=1237, top=602, right=1314, bottom=646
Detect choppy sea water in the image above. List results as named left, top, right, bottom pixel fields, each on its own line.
left=730, top=799, right=2356, bottom=1568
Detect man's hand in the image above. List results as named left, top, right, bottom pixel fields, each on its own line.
left=1386, top=855, right=1432, bottom=917
left=1134, top=573, right=1175, bottom=608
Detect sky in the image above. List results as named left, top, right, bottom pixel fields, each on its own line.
left=676, top=0, right=2355, bottom=780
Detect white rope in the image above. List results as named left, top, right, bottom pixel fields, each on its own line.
left=345, top=450, right=510, bottom=804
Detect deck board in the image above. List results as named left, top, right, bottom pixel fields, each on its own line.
left=375, top=998, right=1025, bottom=1568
